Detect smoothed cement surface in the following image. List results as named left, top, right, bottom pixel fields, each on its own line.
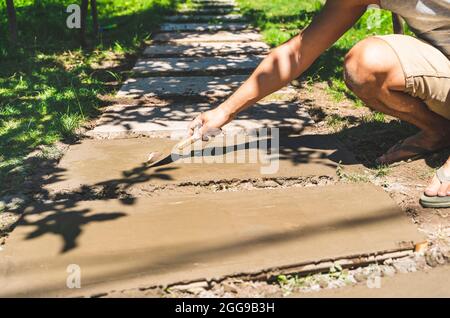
left=143, top=42, right=269, bottom=57
left=0, top=184, right=422, bottom=297
left=132, top=55, right=263, bottom=75
left=153, top=30, right=261, bottom=43
left=90, top=101, right=313, bottom=138
left=45, top=136, right=357, bottom=193
left=159, top=22, right=249, bottom=32
left=302, top=266, right=450, bottom=298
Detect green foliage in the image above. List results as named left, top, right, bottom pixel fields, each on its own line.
left=0, top=0, right=180, bottom=195
left=237, top=0, right=395, bottom=105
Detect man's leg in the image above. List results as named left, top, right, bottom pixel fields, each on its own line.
left=343, top=37, right=450, bottom=164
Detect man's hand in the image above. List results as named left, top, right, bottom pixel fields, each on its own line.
left=188, top=106, right=233, bottom=139
left=187, top=0, right=368, bottom=138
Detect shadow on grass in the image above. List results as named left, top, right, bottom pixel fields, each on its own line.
left=0, top=0, right=181, bottom=196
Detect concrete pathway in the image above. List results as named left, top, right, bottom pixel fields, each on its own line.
left=0, top=0, right=425, bottom=297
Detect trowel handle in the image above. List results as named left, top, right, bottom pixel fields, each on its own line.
left=175, top=135, right=201, bottom=151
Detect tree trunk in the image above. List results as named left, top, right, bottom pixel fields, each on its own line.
left=6, top=0, right=18, bottom=44
left=392, top=13, right=404, bottom=35
left=80, top=0, right=89, bottom=47
left=90, top=0, right=99, bottom=39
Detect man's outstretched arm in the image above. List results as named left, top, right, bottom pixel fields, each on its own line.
left=189, top=0, right=370, bottom=136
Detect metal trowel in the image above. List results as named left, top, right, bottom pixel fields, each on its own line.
left=145, top=125, right=214, bottom=168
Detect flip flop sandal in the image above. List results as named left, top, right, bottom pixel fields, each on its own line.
left=420, top=167, right=450, bottom=209
left=376, top=140, right=432, bottom=165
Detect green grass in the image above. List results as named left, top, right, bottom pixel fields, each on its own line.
left=236, top=0, right=397, bottom=104
left=0, top=0, right=181, bottom=195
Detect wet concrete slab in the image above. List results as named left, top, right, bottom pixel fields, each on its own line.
left=132, top=55, right=263, bottom=76
left=0, top=184, right=422, bottom=297
left=159, top=22, right=250, bottom=32
left=153, top=30, right=261, bottom=43
left=143, top=42, right=270, bottom=58
left=89, top=101, right=313, bottom=139
left=165, top=14, right=246, bottom=23
left=117, top=75, right=297, bottom=99
left=45, top=135, right=357, bottom=194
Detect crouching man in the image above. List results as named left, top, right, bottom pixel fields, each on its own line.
left=188, top=0, right=450, bottom=208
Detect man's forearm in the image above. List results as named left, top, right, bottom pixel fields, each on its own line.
left=217, top=0, right=367, bottom=119
left=219, top=34, right=306, bottom=117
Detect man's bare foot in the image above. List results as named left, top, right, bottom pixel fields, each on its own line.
left=425, top=157, right=450, bottom=197
left=377, top=131, right=450, bottom=165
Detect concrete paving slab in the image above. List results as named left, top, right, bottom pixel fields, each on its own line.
left=193, top=0, right=236, bottom=4
left=132, top=55, right=263, bottom=76
left=302, top=266, right=450, bottom=298
left=117, top=75, right=297, bottom=100
left=89, top=101, right=313, bottom=138
left=193, top=5, right=235, bottom=11
left=143, top=42, right=270, bottom=58
left=153, top=30, right=261, bottom=43
left=179, top=8, right=238, bottom=15
left=0, top=184, right=422, bottom=297
left=192, top=0, right=236, bottom=4
left=165, top=14, right=246, bottom=23
left=117, top=75, right=245, bottom=99
left=160, top=22, right=250, bottom=32
left=45, top=135, right=358, bottom=194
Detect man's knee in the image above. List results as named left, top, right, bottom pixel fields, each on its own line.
left=343, top=37, right=393, bottom=98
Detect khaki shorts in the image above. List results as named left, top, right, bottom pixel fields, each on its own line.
left=376, top=34, right=450, bottom=120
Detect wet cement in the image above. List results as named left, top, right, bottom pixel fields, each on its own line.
left=45, top=136, right=358, bottom=193
left=0, top=184, right=422, bottom=297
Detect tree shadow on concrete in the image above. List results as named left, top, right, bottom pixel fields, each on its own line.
left=6, top=145, right=180, bottom=254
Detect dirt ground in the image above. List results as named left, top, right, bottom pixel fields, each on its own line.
left=298, top=82, right=450, bottom=233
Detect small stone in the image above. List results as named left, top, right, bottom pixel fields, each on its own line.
left=170, top=281, right=208, bottom=292
left=393, top=257, right=417, bottom=273
left=353, top=271, right=368, bottom=282
left=187, top=287, right=206, bottom=295
left=317, top=278, right=329, bottom=289
left=384, top=258, right=394, bottom=265
left=4, top=195, right=26, bottom=211
left=222, top=282, right=239, bottom=293
left=414, top=253, right=429, bottom=270
left=263, top=180, right=280, bottom=188
left=380, top=265, right=396, bottom=277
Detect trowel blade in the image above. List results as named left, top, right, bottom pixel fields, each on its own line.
left=146, top=142, right=179, bottom=168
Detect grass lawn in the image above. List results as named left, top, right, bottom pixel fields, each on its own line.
left=0, top=0, right=181, bottom=195
left=236, top=0, right=397, bottom=104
